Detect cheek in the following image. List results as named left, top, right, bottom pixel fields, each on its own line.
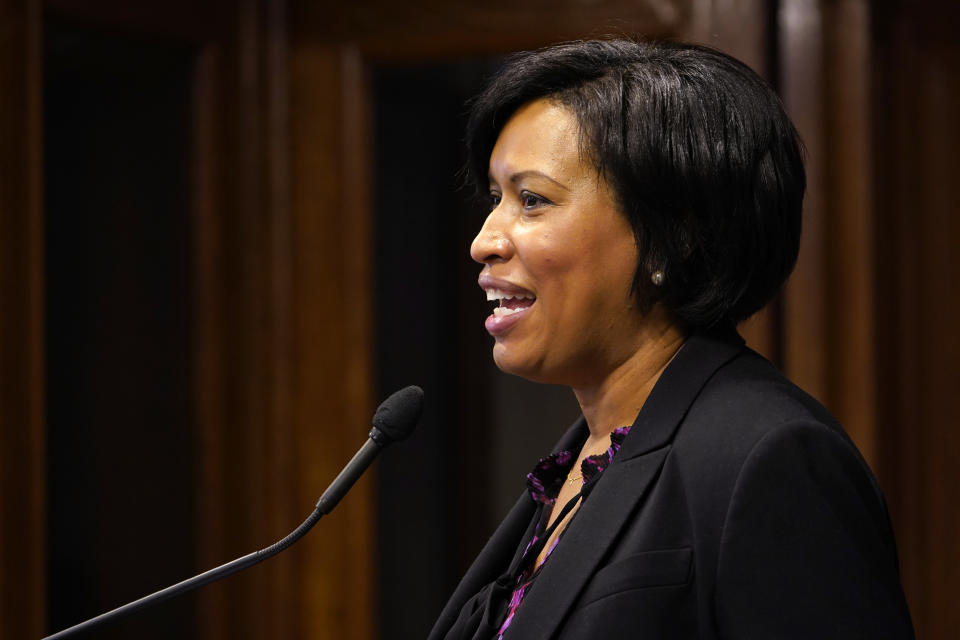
left=528, top=227, right=590, bottom=271
left=586, top=242, right=640, bottom=307
left=535, top=248, right=578, bottom=285
left=518, top=215, right=635, bottom=298
left=518, top=231, right=569, bottom=277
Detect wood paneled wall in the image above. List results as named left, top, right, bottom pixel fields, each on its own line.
left=778, top=0, right=880, bottom=463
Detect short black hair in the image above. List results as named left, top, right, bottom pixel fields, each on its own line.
left=466, top=39, right=805, bottom=330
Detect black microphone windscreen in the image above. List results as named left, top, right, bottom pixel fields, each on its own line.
left=372, top=385, right=424, bottom=444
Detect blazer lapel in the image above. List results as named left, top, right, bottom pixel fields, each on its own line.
left=504, top=447, right=671, bottom=639
left=617, top=329, right=744, bottom=462
left=502, top=330, right=745, bottom=639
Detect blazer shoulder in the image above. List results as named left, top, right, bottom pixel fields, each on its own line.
left=667, top=348, right=879, bottom=518
left=679, top=347, right=848, bottom=451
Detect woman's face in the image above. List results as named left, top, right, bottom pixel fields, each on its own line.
left=471, top=99, right=648, bottom=387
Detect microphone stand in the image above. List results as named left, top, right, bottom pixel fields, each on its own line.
left=44, top=437, right=385, bottom=639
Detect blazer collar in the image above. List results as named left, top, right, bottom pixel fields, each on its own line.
left=618, top=328, right=745, bottom=460
left=504, top=329, right=745, bottom=639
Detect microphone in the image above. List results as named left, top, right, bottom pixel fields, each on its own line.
left=44, top=385, right=424, bottom=640
left=317, top=384, right=422, bottom=514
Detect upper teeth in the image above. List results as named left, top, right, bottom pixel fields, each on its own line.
left=485, top=288, right=535, bottom=302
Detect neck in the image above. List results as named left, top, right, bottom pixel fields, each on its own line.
left=572, top=317, right=685, bottom=444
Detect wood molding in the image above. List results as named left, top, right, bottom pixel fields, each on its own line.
left=820, top=0, right=876, bottom=463
left=778, top=0, right=831, bottom=412
left=291, top=0, right=689, bottom=59
left=686, top=0, right=770, bottom=75
left=191, top=2, right=318, bottom=638
left=0, top=0, right=45, bottom=637
left=192, top=40, right=230, bottom=640
left=779, top=0, right=878, bottom=467
left=288, top=42, right=375, bottom=640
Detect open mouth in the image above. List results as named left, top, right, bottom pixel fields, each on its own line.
left=486, top=288, right=536, bottom=317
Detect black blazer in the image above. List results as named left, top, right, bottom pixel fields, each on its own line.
left=429, top=331, right=914, bottom=639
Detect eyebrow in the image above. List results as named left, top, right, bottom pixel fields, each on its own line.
left=488, top=170, right=571, bottom=192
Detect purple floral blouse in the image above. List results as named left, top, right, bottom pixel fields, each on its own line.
left=496, top=426, right=632, bottom=638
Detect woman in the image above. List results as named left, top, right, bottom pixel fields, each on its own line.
left=428, top=40, right=913, bottom=639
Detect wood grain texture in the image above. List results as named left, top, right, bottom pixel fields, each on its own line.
left=779, top=0, right=830, bottom=407
left=289, top=42, right=375, bottom=640
left=820, top=0, right=876, bottom=464
left=291, top=0, right=688, bottom=59
left=0, top=0, right=45, bottom=637
left=192, top=41, right=229, bottom=640
left=687, top=0, right=770, bottom=75
left=781, top=0, right=878, bottom=464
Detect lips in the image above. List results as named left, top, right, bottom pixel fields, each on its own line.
left=478, top=275, right=536, bottom=335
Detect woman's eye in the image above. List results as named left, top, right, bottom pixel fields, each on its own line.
left=488, top=192, right=502, bottom=210
left=520, top=190, right=550, bottom=210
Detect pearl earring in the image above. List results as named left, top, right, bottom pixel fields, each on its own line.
left=651, top=270, right=665, bottom=286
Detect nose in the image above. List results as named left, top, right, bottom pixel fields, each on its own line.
left=470, top=208, right=513, bottom=264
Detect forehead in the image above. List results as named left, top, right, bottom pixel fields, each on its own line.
left=488, top=99, right=585, bottom=182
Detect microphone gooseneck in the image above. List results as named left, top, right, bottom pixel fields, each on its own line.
left=44, top=385, right=424, bottom=640
left=316, top=385, right=424, bottom=514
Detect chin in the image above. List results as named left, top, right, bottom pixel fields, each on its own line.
left=492, top=345, right=532, bottom=379
left=492, top=344, right=562, bottom=385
